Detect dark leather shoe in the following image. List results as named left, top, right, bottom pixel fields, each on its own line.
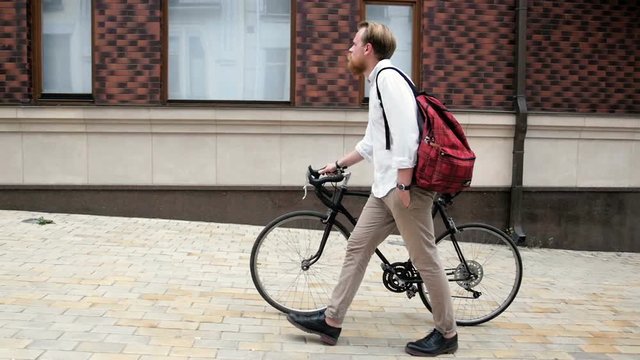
left=405, top=329, right=458, bottom=356
left=287, top=310, right=341, bottom=345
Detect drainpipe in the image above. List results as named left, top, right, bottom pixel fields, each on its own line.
left=510, top=0, right=528, bottom=245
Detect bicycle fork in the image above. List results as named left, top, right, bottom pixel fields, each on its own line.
left=300, top=210, right=341, bottom=271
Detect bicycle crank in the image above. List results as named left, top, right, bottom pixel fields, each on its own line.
left=381, top=262, right=419, bottom=294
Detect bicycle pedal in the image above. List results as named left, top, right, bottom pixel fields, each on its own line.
left=406, top=286, right=417, bottom=299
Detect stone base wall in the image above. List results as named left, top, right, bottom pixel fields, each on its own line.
left=1, top=107, right=639, bottom=252
left=1, top=187, right=637, bottom=252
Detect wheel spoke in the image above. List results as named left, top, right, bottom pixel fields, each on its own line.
left=418, top=224, right=522, bottom=326
left=250, top=212, right=348, bottom=314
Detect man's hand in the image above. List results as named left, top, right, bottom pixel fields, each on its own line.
left=397, top=189, right=411, bottom=208
left=318, top=151, right=364, bottom=175
left=319, top=162, right=338, bottom=175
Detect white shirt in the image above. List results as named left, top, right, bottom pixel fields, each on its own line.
left=355, top=59, right=420, bottom=198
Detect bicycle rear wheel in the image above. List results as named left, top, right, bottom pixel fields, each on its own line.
left=418, top=223, right=523, bottom=326
left=250, top=211, right=350, bottom=314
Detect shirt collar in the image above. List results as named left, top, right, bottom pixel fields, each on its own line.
left=367, top=59, right=393, bottom=84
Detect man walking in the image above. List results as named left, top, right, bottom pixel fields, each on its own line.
left=287, top=21, right=458, bottom=356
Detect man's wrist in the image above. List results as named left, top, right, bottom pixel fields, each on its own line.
left=396, top=183, right=412, bottom=191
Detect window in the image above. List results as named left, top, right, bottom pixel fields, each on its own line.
left=168, top=0, right=292, bottom=101
left=43, top=0, right=63, bottom=12
left=37, top=0, right=93, bottom=98
left=262, top=0, right=290, bottom=16
left=364, top=2, right=417, bottom=98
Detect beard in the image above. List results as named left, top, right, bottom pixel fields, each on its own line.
left=347, top=54, right=366, bottom=76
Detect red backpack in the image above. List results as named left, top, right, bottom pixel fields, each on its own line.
left=376, top=67, right=476, bottom=194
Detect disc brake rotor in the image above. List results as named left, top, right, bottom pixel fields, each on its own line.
left=454, top=260, right=483, bottom=288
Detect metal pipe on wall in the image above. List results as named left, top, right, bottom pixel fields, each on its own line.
left=510, top=0, right=528, bottom=245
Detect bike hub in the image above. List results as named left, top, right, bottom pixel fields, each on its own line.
left=455, top=260, right=483, bottom=288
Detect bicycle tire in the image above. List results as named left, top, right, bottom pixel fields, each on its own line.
left=250, top=210, right=351, bottom=314
left=417, top=223, right=523, bottom=326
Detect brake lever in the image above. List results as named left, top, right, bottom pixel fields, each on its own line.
left=302, top=182, right=310, bottom=200
left=303, top=167, right=318, bottom=200
left=303, top=166, right=342, bottom=200
left=303, top=166, right=322, bottom=200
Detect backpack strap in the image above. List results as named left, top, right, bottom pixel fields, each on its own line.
left=375, top=67, right=419, bottom=150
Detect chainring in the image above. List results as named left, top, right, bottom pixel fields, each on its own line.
left=382, top=262, right=419, bottom=293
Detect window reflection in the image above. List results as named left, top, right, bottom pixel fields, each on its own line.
left=365, top=4, right=414, bottom=97
left=169, top=0, right=291, bottom=101
left=42, top=0, right=92, bottom=94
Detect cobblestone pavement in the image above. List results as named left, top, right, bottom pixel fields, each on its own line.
left=0, top=210, right=639, bottom=360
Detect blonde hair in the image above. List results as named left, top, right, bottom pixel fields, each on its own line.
left=358, top=21, right=396, bottom=60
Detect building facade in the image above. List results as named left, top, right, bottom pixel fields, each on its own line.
left=0, top=0, right=638, bottom=251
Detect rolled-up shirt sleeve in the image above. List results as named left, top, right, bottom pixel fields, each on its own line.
left=377, top=71, right=419, bottom=169
left=355, top=123, right=374, bottom=162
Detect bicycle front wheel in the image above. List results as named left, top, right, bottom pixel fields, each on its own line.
left=418, top=223, right=523, bottom=326
left=250, top=211, right=350, bottom=314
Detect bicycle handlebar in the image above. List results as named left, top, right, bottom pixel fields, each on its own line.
left=307, top=165, right=345, bottom=187
left=306, top=165, right=460, bottom=208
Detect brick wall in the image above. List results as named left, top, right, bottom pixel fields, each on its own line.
left=0, top=0, right=638, bottom=113
left=94, top=0, right=162, bottom=105
left=295, top=0, right=360, bottom=107
left=421, top=0, right=516, bottom=110
left=527, top=0, right=640, bottom=113
left=0, top=0, right=30, bottom=104
left=295, top=0, right=517, bottom=110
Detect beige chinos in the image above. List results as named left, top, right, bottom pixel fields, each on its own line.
left=325, top=187, right=457, bottom=336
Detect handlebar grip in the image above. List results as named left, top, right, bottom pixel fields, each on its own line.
left=308, top=166, right=321, bottom=179
left=307, top=165, right=344, bottom=186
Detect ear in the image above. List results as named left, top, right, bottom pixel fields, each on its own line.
left=363, top=43, right=374, bottom=56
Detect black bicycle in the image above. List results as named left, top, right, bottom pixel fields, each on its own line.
left=250, top=166, right=523, bottom=326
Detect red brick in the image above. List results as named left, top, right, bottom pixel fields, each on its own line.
left=0, top=0, right=637, bottom=112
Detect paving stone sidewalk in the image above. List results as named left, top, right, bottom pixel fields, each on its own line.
left=0, top=210, right=639, bottom=360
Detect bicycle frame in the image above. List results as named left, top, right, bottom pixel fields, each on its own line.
left=304, top=173, right=474, bottom=284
